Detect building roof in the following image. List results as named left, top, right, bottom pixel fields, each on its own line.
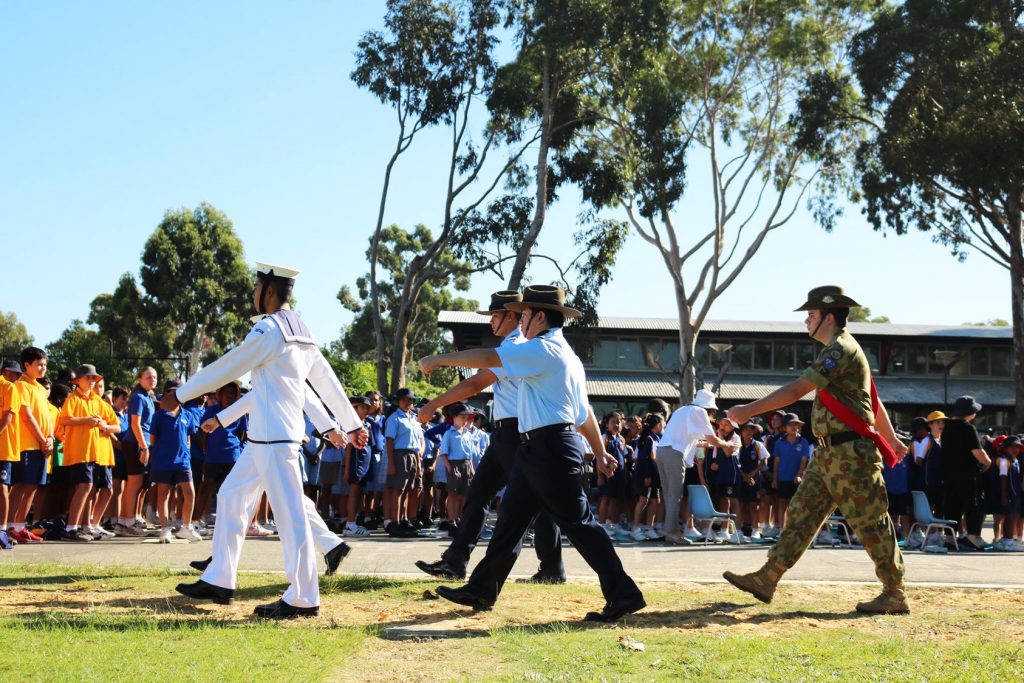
left=471, top=373, right=1014, bottom=406
left=438, top=311, right=1012, bottom=340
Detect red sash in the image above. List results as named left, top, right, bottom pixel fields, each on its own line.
left=817, top=380, right=900, bottom=468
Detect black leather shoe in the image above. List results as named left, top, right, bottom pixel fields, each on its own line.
left=189, top=556, right=212, bottom=572
left=175, top=579, right=234, bottom=605
left=435, top=585, right=493, bottom=611
left=583, top=597, right=646, bottom=622
left=324, top=541, right=351, bottom=576
left=415, top=559, right=466, bottom=580
left=517, top=571, right=566, bottom=585
left=253, top=598, right=319, bottom=619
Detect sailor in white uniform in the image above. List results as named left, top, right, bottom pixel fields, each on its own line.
left=186, top=384, right=356, bottom=577
left=171, top=263, right=366, bottom=618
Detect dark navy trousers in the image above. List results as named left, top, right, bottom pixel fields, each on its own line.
left=464, top=428, right=643, bottom=604
left=441, top=419, right=563, bottom=578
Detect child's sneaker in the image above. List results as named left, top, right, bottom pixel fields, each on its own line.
left=175, top=525, right=202, bottom=543
left=344, top=525, right=370, bottom=537
left=144, top=506, right=159, bottom=527
left=750, top=529, right=762, bottom=540
left=247, top=524, right=274, bottom=538
left=727, top=530, right=744, bottom=545
left=94, top=526, right=115, bottom=539
left=124, top=523, right=149, bottom=537
left=631, top=526, right=648, bottom=542
left=159, top=527, right=174, bottom=544
left=66, top=528, right=94, bottom=542
left=262, top=521, right=278, bottom=534
left=684, top=527, right=703, bottom=542
left=644, top=527, right=664, bottom=541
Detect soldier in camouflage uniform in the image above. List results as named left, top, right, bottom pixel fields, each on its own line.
left=722, top=286, right=910, bottom=615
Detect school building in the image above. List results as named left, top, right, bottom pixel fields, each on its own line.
left=437, top=311, right=1016, bottom=429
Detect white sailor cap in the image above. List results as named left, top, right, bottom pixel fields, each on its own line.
left=255, top=262, right=300, bottom=281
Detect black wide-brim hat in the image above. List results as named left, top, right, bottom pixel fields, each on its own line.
left=350, top=395, right=372, bottom=407
left=449, top=402, right=473, bottom=417
left=504, top=285, right=581, bottom=319
left=393, top=387, right=417, bottom=402
left=951, top=395, right=982, bottom=417
left=476, top=290, right=523, bottom=316
left=794, top=285, right=861, bottom=311
left=1, top=360, right=22, bottom=374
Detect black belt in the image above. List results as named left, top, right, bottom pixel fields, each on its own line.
left=814, top=431, right=863, bottom=449
left=248, top=439, right=301, bottom=445
left=520, top=423, right=574, bottom=443
left=494, top=418, right=518, bottom=430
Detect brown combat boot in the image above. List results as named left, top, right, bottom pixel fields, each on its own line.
left=855, top=584, right=910, bottom=615
left=722, top=560, right=786, bottom=604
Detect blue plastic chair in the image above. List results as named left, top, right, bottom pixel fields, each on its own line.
left=813, top=514, right=853, bottom=548
left=909, top=490, right=959, bottom=552
left=687, top=485, right=737, bottom=543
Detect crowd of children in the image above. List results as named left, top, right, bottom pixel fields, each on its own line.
left=1, top=345, right=1020, bottom=554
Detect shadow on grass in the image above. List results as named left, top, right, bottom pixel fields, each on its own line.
left=322, top=574, right=413, bottom=593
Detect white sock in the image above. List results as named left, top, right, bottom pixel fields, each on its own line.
left=67, top=525, right=78, bottom=531
left=346, top=521, right=357, bottom=531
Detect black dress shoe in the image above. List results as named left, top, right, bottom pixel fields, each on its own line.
left=189, top=556, right=212, bottom=572
left=415, top=559, right=466, bottom=580
left=324, top=541, right=351, bottom=576
left=253, top=598, right=319, bottom=619
left=175, top=579, right=235, bottom=605
left=584, top=597, right=646, bottom=622
left=435, top=585, right=494, bottom=611
left=517, top=571, right=566, bottom=585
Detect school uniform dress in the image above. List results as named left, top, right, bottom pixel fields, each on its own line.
left=384, top=408, right=423, bottom=493
left=176, top=309, right=362, bottom=609
left=599, top=434, right=629, bottom=499
left=439, top=328, right=562, bottom=578
left=367, top=414, right=386, bottom=493
left=737, top=440, right=767, bottom=502
left=459, top=327, right=642, bottom=606
left=631, top=433, right=661, bottom=498
left=708, top=437, right=741, bottom=500
left=440, top=428, right=479, bottom=496
left=424, top=421, right=452, bottom=488
left=346, top=418, right=374, bottom=487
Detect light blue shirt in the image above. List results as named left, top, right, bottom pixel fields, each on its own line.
left=489, top=327, right=525, bottom=421
left=440, top=428, right=480, bottom=463
left=467, top=426, right=489, bottom=467
left=495, top=327, right=590, bottom=433
left=385, top=408, right=425, bottom=451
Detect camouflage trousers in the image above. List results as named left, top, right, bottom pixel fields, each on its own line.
left=768, top=438, right=905, bottom=587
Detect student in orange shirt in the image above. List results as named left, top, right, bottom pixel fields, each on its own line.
left=0, top=360, right=22, bottom=539
left=86, top=377, right=117, bottom=539
left=9, top=348, right=54, bottom=544
left=59, top=365, right=120, bottom=542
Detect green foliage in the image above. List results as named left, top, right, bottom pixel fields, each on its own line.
left=140, top=203, right=252, bottom=373
left=0, top=310, right=33, bottom=356
left=849, top=307, right=891, bottom=323
left=849, top=0, right=1024, bottom=261
left=337, top=224, right=476, bottom=391
left=964, top=319, right=1011, bottom=327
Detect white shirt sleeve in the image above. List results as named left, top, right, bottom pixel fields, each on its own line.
left=216, top=391, right=253, bottom=427
left=177, top=322, right=279, bottom=403
left=495, top=337, right=551, bottom=380
left=306, top=348, right=362, bottom=433
left=755, top=441, right=770, bottom=461
left=302, top=385, right=339, bottom=435
left=999, top=459, right=1010, bottom=476
left=688, top=408, right=716, bottom=438
left=913, top=437, right=929, bottom=461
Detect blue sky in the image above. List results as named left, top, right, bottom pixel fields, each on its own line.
left=0, top=2, right=1011, bottom=350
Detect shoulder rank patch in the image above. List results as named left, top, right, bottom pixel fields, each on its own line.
left=828, top=349, right=842, bottom=360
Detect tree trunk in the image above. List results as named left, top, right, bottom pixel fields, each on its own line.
left=369, top=141, right=405, bottom=395
left=506, top=48, right=553, bottom=291
left=1008, top=196, right=1024, bottom=432
left=673, top=280, right=697, bottom=405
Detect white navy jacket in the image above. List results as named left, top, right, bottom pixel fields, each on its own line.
left=176, top=309, right=361, bottom=443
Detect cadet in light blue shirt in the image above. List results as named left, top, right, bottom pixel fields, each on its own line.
left=419, top=285, right=643, bottom=621
left=489, top=326, right=525, bottom=421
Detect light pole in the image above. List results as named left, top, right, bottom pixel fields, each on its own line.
left=710, top=343, right=734, bottom=395
left=933, top=349, right=960, bottom=409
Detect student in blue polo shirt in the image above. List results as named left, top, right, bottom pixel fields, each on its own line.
left=116, top=367, right=158, bottom=537
left=363, top=391, right=387, bottom=528
left=194, top=382, right=247, bottom=529
left=772, top=413, right=810, bottom=530
left=150, top=380, right=202, bottom=544
left=438, top=403, right=480, bottom=529
left=882, top=442, right=911, bottom=541
left=384, top=388, right=424, bottom=538
left=343, top=395, right=376, bottom=536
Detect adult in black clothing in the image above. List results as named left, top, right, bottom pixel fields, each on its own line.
left=941, top=396, right=992, bottom=549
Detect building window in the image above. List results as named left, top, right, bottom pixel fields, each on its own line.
left=991, top=348, right=1012, bottom=377
left=797, top=342, right=816, bottom=368
left=907, top=344, right=928, bottom=374
left=774, top=342, right=796, bottom=371
left=888, top=344, right=907, bottom=374
left=659, top=341, right=681, bottom=371
left=861, top=342, right=881, bottom=373
left=969, top=347, right=990, bottom=376
left=753, top=342, right=773, bottom=370
left=731, top=341, right=753, bottom=370
left=593, top=339, right=617, bottom=368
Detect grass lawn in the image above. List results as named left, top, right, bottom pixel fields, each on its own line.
left=0, top=562, right=1021, bottom=682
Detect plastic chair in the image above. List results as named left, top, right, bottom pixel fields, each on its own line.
left=909, top=490, right=959, bottom=552
left=687, top=485, right=737, bottom=543
left=813, top=514, right=853, bottom=548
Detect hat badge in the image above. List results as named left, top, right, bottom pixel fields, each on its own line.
left=821, top=295, right=834, bottom=303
